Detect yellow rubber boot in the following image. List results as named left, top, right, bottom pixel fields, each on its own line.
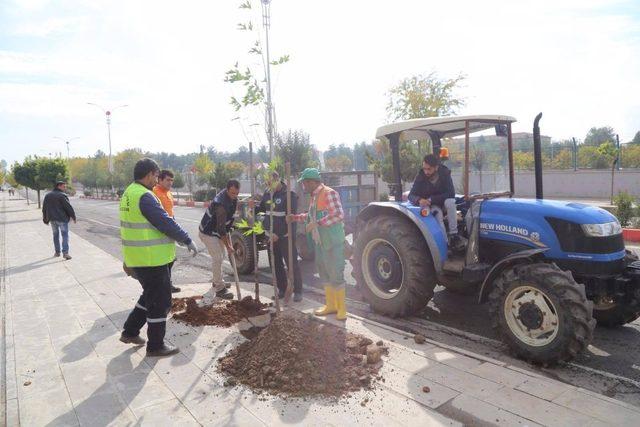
left=335, top=288, right=347, bottom=321
left=314, top=286, right=337, bottom=316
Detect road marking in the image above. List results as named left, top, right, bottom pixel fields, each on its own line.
left=82, top=217, right=119, bottom=229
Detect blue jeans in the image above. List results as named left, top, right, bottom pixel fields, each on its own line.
left=51, top=221, right=69, bottom=254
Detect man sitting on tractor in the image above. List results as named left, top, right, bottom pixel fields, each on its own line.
left=408, top=154, right=466, bottom=252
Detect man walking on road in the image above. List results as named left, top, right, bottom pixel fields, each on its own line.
left=153, top=169, right=181, bottom=293
left=120, top=158, right=198, bottom=357
left=198, top=180, right=238, bottom=302
left=253, top=171, right=303, bottom=302
left=288, top=168, right=347, bottom=320
left=42, top=180, right=76, bottom=260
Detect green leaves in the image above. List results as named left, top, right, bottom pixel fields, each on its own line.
left=12, top=156, right=68, bottom=191
left=236, top=218, right=265, bottom=236
left=270, top=55, right=290, bottom=66
left=239, top=0, right=252, bottom=9
left=386, top=72, right=466, bottom=121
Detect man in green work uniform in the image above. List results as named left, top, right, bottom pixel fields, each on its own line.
left=120, top=158, right=198, bottom=357
left=288, top=168, right=347, bottom=320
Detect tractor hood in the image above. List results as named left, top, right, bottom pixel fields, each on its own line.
left=482, top=198, right=617, bottom=225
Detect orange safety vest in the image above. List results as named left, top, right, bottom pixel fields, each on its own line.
left=152, top=185, right=174, bottom=217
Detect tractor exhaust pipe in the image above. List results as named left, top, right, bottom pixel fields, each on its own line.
left=533, top=112, right=543, bottom=199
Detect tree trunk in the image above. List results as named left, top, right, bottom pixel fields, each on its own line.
left=37, top=189, right=41, bottom=208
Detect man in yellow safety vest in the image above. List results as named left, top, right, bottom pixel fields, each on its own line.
left=119, top=158, right=198, bottom=357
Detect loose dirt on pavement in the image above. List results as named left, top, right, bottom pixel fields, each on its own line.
left=218, top=311, right=387, bottom=397
left=171, top=295, right=269, bottom=327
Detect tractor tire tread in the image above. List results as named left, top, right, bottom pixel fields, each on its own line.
left=354, top=215, right=436, bottom=318
left=488, top=262, right=595, bottom=366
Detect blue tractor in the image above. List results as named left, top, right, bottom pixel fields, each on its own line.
left=352, top=114, right=640, bottom=365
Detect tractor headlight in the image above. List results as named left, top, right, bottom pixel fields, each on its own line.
left=581, top=221, right=622, bottom=237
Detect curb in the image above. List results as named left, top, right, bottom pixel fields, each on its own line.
left=623, top=228, right=640, bottom=242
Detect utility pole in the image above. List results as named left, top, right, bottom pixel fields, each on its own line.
left=572, top=137, right=577, bottom=171
left=261, top=0, right=274, bottom=161
left=616, top=134, right=621, bottom=170
left=54, top=137, right=79, bottom=184
left=87, top=103, right=128, bottom=194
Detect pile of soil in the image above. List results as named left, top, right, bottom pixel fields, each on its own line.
left=171, top=296, right=269, bottom=327
left=218, top=312, right=387, bottom=397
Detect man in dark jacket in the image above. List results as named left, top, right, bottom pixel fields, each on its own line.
left=408, top=154, right=465, bottom=251
left=42, top=180, right=77, bottom=260
left=254, top=171, right=303, bottom=301
left=198, top=180, right=238, bottom=302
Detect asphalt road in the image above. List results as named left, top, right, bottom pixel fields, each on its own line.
left=20, top=192, right=640, bottom=405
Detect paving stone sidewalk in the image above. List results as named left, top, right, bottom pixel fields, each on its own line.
left=2, top=193, right=639, bottom=426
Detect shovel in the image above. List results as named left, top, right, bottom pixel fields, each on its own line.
left=229, top=251, right=242, bottom=301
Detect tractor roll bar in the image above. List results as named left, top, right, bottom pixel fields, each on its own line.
left=388, top=132, right=403, bottom=201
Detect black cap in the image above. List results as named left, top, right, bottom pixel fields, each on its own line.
left=55, top=180, right=67, bottom=185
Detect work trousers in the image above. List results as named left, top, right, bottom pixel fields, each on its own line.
left=123, top=264, right=172, bottom=351
left=199, top=232, right=227, bottom=292
left=315, top=241, right=346, bottom=291
left=430, top=198, right=458, bottom=236
left=269, top=235, right=302, bottom=295
left=50, top=220, right=69, bottom=254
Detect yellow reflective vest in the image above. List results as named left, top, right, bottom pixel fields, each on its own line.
left=120, top=182, right=176, bottom=267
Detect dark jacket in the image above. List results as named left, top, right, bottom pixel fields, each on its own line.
left=408, top=165, right=455, bottom=208
left=256, top=182, right=298, bottom=238
left=199, top=189, right=237, bottom=238
left=42, top=188, right=76, bottom=223
left=138, top=192, right=192, bottom=245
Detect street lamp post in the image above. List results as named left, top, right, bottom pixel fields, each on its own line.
left=87, top=103, right=128, bottom=194
left=54, top=137, right=79, bottom=183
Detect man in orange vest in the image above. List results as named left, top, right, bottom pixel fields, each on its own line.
left=153, top=169, right=181, bottom=293
left=288, top=168, right=347, bottom=320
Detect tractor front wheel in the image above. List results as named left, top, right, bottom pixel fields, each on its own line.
left=230, top=230, right=256, bottom=275
left=489, top=262, right=595, bottom=365
left=353, top=215, right=436, bottom=318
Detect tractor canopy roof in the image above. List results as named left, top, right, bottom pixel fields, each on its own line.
left=376, top=115, right=517, bottom=141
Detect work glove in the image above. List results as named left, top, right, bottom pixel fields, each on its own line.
left=186, top=241, right=198, bottom=257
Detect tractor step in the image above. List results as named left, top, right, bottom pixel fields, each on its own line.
left=443, top=258, right=491, bottom=284
left=443, top=258, right=465, bottom=273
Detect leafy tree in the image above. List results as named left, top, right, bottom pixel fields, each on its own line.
left=13, top=157, right=67, bottom=207
left=193, top=153, right=214, bottom=188
left=274, top=129, right=317, bottom=176
left=209, top=161, right=246, bottom=191
left=366, top=139, right=421, bottom=186
left=386, top=72, right=466, bottom=121
left=225, top=0, right=290, bottom=161
left=621, top=144, right=640, bottom=168
left=113, top=148, right=145, bottom=190
left=551, top=150, right=573, bottom=169
left=173, top=172, right=185, bottom=198
left=325, top=155, right=353, bottom=172
left=6, top=172, right=19, bottom=188
left=631, top=131, right=640, bottom=145
left=584, top=126, right=615, bottom=146
left=577, top=142, right=617, bottom=169
left=513, top=151, right=535, bottom=170
left=76, top=155, right=109, bottom=194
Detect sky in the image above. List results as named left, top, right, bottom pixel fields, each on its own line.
left=1, top=0, right=639, bottom=166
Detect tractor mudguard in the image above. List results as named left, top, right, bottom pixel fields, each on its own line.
left=478, top=248, right=549, bottom=303
left=358, top=202, right=447, bottom=273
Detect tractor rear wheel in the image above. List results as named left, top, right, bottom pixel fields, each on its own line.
left=489, top=262, right=595, bottom=365
left=230, top=230, right=256, bottom=275
left=353, top=215, right=436, bottom=317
